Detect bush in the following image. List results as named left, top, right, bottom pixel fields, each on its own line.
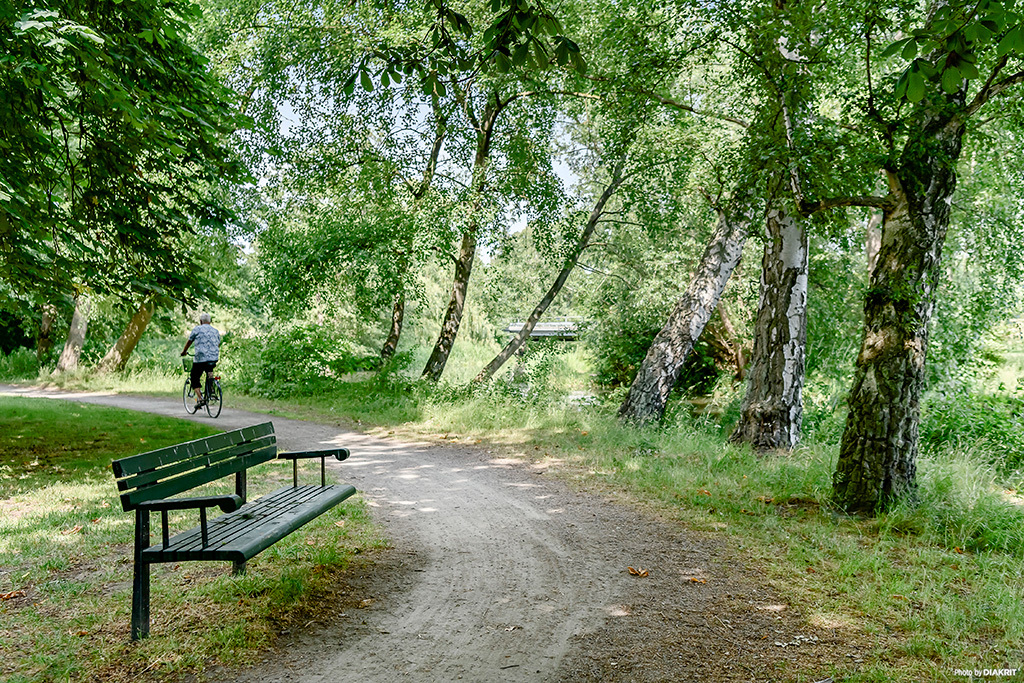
left=919, top=391, right=1024, bottom=475
left=224, top=324, right=379, bottom=398
left=0, top=348, right=39, bottom=380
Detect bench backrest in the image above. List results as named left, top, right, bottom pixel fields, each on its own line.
left=111, top=422, right=277, bottom=511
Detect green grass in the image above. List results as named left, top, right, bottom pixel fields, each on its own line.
left=222, top=385, right=1024, bottom=682
left=10, top=346, right=1024, bottom=682
left=0, top=397, right=382, bottom=683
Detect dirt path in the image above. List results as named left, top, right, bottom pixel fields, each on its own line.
left=3, top=387, right=853, bottom=682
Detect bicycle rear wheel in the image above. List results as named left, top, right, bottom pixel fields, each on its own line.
left=205, top=380, right=222, bottom=418
left=183, top=379, right=199, bottom=414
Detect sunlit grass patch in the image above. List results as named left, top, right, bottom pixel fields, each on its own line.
left=0, top=397, right=382, bottom=683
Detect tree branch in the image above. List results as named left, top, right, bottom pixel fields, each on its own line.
left=799, top=194, right=894, bottom=216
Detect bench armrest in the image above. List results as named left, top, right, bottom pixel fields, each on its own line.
left=278, top=448, right=350, bottom=487
left=138, top=494, right=243, bottom=514
left=139, top=495, right=244, bottom=550
left=278, top=448, right=350, bottom=462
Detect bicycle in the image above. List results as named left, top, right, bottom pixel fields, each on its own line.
left=181, top=354, right=223, bottom=418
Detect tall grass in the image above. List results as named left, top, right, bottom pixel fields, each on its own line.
left=0, top=397, right=382, bottom=683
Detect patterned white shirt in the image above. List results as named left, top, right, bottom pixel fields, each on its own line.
left=188, top=325, right=221, bottom=363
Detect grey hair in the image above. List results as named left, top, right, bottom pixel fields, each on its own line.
left=199, top=313, right=212, bottom=324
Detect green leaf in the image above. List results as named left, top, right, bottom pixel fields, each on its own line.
left=941, top=66, right=962, bottom=93
left=512, top=42, right=529, bottom=67
left=495, top=51, right=511, bottom=73
left=894, top=70, right=910, bottom=99
left=907, top=71, right=927, bottom=102
left=381, top=71, right=390, bottom=87
left=901, top=39, right=918, bottom=60
left=960, top=60, right=980, bottom=79
left=360, top=70, right=374, bottom=92
left=880, top=38, right=910, bottom=59
left=533, top=40, right=549, bottom=69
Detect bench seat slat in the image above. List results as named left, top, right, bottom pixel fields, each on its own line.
left=112, top=422, right=275, bottom=477
left=154, top=486, right=336, bottom=551
left=141, top=484, right=357, bottom=563
left=116, top=435, right=277, bottom=492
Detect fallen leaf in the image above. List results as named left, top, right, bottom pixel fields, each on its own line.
left=334, top=521, right=346, bottom=528
left=806, top=567, right=816, bottom=573
left=306, top=539, right=317, bottom=546
left=358, top=598, right=374, bottom=609
left=697, top=489, right=712, bottom=496
left=1, top=590, right=26, bottom=600
left=91, top=518, right=101, bottom=524
left=627, top=566, right=649, bottom=577
left=76, top=630, right=89, bottom=637
left=954, top=547, right=964, bottom=554
left=61, top=525, right=83, bottom=535
left=689, top=577, right=706, bottom=584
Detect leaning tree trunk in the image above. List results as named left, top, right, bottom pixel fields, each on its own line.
left=380, top=291, right=405, bottom=363
left=833, top=113, right=965, bottom=513
left=56, top=293, right=91, bottom=372
left=96, top=297, right=155, bottom=373
left=475, top=164, right=625, bottom=383
left=36, top=303, right=58, bottom=362
left=381, top=101, right=446, bottom=363
left=730, top=204, right=808, bottom=451
left=618, top=196, right=756, bottom=423
left=422, top=228, right=478, bottom=381
left=421, top=92, right=499, bottom=382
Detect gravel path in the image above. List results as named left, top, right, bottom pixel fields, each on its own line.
left=2, top=386, right=853, bottom=682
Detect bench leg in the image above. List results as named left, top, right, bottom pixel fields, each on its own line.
left=132, top=509, right=150, bottom=641
left=233, top=560, right=247, bottom=576
left=131, top=560, right=150, bottom=640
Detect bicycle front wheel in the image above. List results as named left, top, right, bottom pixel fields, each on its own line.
left=183, top=379, right=199, bottom=414
left=205, top=380, right=223, bottom=418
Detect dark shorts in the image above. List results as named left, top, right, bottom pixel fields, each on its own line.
left=190, top=360, right=217, bottom=391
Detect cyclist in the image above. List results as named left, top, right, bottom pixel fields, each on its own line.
left=180, top=313, right=221, bottom=407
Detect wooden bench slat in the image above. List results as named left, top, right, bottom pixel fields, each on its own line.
left=141, top=485, right=357, bottom=563
left=151, top=486, right=334, bottom=551
left=112, top=422, right=275, bottom=477
left=120, top=444, right=278, bottom=511
left=116, top=435, right=277, bottom=492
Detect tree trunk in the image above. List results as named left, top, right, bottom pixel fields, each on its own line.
left=380, top=292, right=405, bottom=363
left=618, top=196, right=756, bottom=423
left=56, top=293, right=91, bottom=373
left=37, top=303, right=58, bottom=363
left=422, top=230, right=477, bottom=381
left=96, top=297, right=155, bottom=373
left=833, top=113, right=965, bottom=513
left=421, top=91, right=500, bottom=382
left=864, top=211, right=882, bottom=274
left=730, top=205, right=808, bottom=451
left=474, top=164, right=625, bottom=383
left=381, top=100, right=445, bottom=363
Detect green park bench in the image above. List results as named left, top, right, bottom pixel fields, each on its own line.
left=110, top=421, right=356, bottom=640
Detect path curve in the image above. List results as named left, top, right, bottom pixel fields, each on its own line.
left=3, top=386, right=844, bottom=682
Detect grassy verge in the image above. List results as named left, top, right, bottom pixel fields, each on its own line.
left=0, top=397, right=382, bottom=683
left=8, top=366, right=1024, bottom=682
left=231, top=384, right=1024, bottom=682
